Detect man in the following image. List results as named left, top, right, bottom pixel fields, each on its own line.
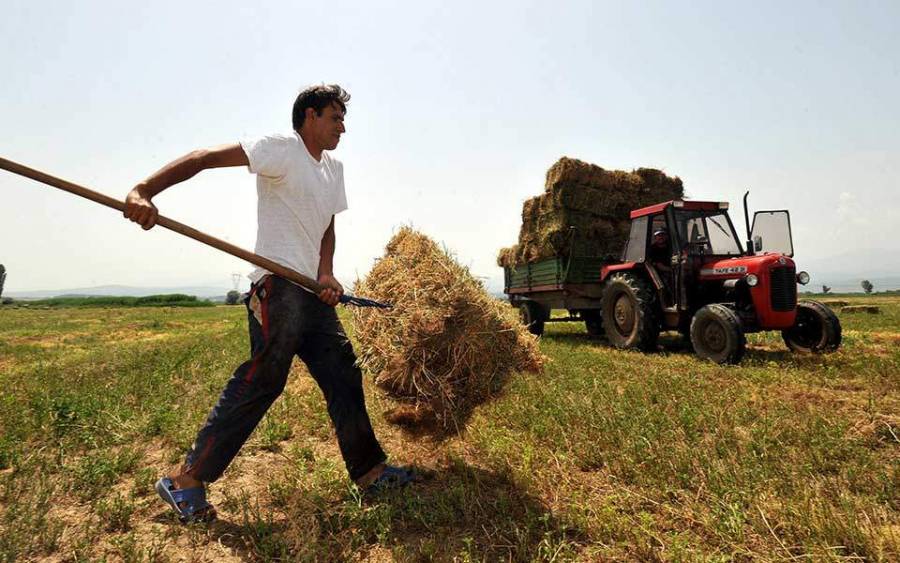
left=648, top=228, right=671, bottom=274
left=124, top=84, right=412, bottom=524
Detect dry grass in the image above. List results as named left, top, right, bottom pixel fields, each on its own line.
left=352, top=227, right=543, bottom=432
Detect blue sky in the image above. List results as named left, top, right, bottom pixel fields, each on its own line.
left=1, top=0, right=898, bottom=293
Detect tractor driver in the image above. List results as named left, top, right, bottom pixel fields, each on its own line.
left=648, top=228, right=672, bottom=274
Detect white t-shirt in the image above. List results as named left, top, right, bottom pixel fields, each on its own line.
left=240, top=132, right=348, bottom=284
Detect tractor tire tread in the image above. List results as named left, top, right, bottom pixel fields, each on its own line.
left=690, top=303, right=746, bottom=364
left=601, top=272, right=660, bottom=351
left=782, top=300, right=842, bottom=353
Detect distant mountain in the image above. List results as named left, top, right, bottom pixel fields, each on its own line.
left=806, top=275, right=900, bottom=294
left=801, top=248, right=900, bottom=292
left=6, top=284, right=234, bottom=300
left=801, top=248, right=900, bottom=277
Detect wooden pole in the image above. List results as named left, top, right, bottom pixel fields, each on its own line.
left=0, top=156, right=325, bottom=294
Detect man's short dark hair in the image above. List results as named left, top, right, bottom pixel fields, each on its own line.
left=292, top=84, right=350, bottom=130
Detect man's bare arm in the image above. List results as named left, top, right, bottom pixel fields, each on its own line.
left=124, top=143, right=249, bottom=230
left=318, top=216, right=336, bottom=278
left=317, top=216, right=342, bottom=306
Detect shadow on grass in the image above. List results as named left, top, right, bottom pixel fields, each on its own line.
left=541, top=329, right=811, bottom=366
left=189, top=459, right=584, bottom=561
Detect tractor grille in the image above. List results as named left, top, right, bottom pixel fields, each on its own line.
left=770, top=266, right=797, bottom=312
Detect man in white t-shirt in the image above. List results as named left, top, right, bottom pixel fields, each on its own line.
left=124, top=85, right=412, bottom=524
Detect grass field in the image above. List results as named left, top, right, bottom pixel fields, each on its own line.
left=0, top=295, right=897, bottom=561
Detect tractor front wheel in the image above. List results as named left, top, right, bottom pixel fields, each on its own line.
left=690, top=304, right=746, bottom=364
left=601, top=273, right=659, bottom=351
left=782, top=300, right=842, bottom=353
left=519, top=301, right=548, bottom=336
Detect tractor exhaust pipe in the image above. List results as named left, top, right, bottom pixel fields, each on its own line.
left=743, top=190, right=753, bottom=256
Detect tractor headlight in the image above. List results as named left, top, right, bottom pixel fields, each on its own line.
left=745, top=274, right=759, bottom=287
left=797, top=271, right=810, bottom=285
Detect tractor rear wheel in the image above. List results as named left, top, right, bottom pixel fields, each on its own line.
left=519, top=301, right=548, bottom=336
left=582, top=310, right=603, bottom=337
left=690, top=304, right=746, bottom=364
left=782, top=300, right=842, bottom=353
left=601, top=273, right=659, bottom=351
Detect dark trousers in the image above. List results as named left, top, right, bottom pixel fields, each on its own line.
left=183, top=275, right=386, bottom=482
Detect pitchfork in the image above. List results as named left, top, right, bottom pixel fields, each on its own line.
left=0, top=157, right=391, bottom=308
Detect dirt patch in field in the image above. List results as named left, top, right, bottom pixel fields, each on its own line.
left=850, top=330, right=900, bottom=345
left=0, top=356, right=17, bottom=372
left=4, top=333, right=88, bottom=348
left=40, top=440, right=305, bottom=561
left=103, top=330, right=176, bottom=343
left=842, top=330, right=900, bottom=358
left=3, top=327, right=179, bottom=348
left=770, top=383, right=900, bottom=448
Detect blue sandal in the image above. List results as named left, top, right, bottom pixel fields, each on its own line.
left=364, top=465, right=416, bottom=496
left=155, top=477, right=217, bottom=524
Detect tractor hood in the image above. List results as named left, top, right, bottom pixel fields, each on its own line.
left=698, top=253, right=795, bottom=281
left=698, top=253, right=801, bottom=329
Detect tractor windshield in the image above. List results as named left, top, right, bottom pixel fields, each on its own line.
left=674, top=209, right=743, bottom=256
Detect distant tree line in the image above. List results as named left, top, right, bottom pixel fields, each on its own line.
left=20, top=294, right=214, bottom=308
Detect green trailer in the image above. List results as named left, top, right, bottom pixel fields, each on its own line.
left=504, top=254, right=613, bottom=336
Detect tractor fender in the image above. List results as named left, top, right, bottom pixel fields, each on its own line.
left=600, top=262, right=637, bottom=282
left=601, top=262, right=664, bottom=292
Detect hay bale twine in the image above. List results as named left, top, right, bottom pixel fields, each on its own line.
left=353, top=227, right=544, bottom=432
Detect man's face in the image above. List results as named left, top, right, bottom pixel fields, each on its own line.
left=652, top=232, right=668, bottom=249
left=305, top=102, right=346, bottom=151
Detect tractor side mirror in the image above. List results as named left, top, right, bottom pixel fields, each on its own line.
left=753, top=235, right=763, bottom=252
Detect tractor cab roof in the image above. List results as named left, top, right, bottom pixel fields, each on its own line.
left=630, top=200, right=730, bottom=219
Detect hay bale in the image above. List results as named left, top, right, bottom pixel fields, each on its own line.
left=353, top=227, right=544, bottom=432
left=821, top=300, right=849, bottom=307
left=499, top=157, right=684, bottom=267
left=840, top=305, right=881, bottom=314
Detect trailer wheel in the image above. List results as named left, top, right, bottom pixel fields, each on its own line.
left=582, top=310, right=603, bottom=337
left=601, top=273, right=659, bottom=351
left=690, top=304, right=745, bottom=364
left=519, top=301, right=547, bottom=336
left=782, top=300, right=842, bottom=353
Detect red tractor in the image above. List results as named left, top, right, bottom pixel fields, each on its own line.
left=505, top=194, right=842, bottom=363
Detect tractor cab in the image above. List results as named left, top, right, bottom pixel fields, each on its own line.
left=624, top=199, right=797, bottom=260
left=618, top=199, right=807, bottom=326
left=620, top=200, right=806, bottom=319
left=624, top=200, right=744, bottom=264
left=619, top=200, right=754, bottom=324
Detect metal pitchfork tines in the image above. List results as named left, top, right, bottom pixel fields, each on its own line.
left=0, top=156, right=392, bottom=309
left=340, top=294, right=392, bottom=308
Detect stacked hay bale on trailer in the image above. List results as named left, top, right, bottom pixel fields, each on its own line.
left=498, top=157, right=684, bottom=267
left=498, top=157, right=684, bottom=335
